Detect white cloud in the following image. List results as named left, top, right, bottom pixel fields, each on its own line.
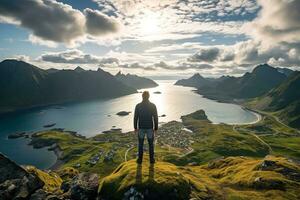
left=40, top=49, right=112, bottom=64
left=0, top=0, right=120, bottom=46
left=244, top=0, right=300, bottom=44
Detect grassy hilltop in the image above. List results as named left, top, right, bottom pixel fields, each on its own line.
left=98, top=156, right=300, bottom=200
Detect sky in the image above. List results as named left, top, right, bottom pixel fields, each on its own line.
left=0, top=0, right=300, bottom=78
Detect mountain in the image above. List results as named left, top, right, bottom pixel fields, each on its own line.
left=176, top=64, right=289, bottom=100
left=251, top=72, right=300, bottom=128
left=174, top=73, right=212, bottom=88
left=0, top=60, right=136, bottom=113
left=115, top=71, right=158, bottom=89
left=232, top=64, right=287, bottom=98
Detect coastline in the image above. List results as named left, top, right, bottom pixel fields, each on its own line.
left=194, top=89, right=262, bottom=125
left=238, top=107, right=262, bottom=125
left=49, top=145, right=64, bottom=170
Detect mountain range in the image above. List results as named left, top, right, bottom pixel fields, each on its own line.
left=176, top=64, right=290, bottom=100
left=0, top=60, right=155, bottom=114
left=175, top=64, right=299, bottom=128
left=115, top=71, right=158, bottom=89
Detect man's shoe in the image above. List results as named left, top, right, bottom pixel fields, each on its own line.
left=136, top=158, right=142, bottom=164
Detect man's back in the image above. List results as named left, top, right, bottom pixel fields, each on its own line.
left=134, top=91, right=157, bottom=164
left=134, top=100, right=158, bottom=130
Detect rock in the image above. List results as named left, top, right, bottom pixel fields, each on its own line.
left=159, top=114, right=166, bottom=117
left=259, top=160, right=277, bottom=170
left=60, top=181, right=71, bottom=193
left=8, top=132, right=27, bottom=139
left=0, top=153, right=44, bottom=199
left=187, top=162, right=198, bottom=166
left=153, top=91, right=161, bottom=94
left=123, top=186, right=144, bottom=200
left=74, top=163, right=81, bottom=168
left=253, top=176, right=284, bottom=190
left=70, top=173, right=99, bottom=200
left=43, top=123, right=56, bottom=128
left=30, top=189, right=48, bottom=200
left=116, top=111, right=131, bottom=116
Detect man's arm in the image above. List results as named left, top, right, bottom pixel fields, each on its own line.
left=134, top=105, right=139, bottom=130
left=153, top=104, right=158, bottom=131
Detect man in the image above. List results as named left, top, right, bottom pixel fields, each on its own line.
left=134, top=91, right=158, bottom=164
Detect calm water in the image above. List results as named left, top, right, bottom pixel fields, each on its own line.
left=0, top=80, right=258, bottom=168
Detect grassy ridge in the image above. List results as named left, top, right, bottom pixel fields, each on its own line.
left=98, top=156, right=300, bottom=199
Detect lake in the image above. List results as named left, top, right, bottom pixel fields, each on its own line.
left=0, top=80, right=259, bottom=168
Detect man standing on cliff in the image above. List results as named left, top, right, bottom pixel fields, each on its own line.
left=134, top=91, right=158, bottom=164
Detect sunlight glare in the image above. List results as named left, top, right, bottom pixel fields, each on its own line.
left=140, top=13, right=161, bottom=36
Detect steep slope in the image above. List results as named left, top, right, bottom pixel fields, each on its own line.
left=251, top=72, right=300, bottom=128
left=0, top=59, right=48, bottom=109
left=115, top=71, right=158, bottom=89
left=235, top=64, right=287, bottom=98
left=0, top=60, right=136, bottom=113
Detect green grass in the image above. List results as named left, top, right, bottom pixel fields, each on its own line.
left=98, top=156, right=300, bottom=200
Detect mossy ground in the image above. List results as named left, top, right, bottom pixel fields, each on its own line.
left=98, top=156, right=300, bottom=200
left=25, top=166, right=63, bottom=193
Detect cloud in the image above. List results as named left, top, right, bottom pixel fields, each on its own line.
left=153, top=61, right=213, bottom=71
left=119, top=63, right=156, bottom=71
left=181, top=39, right=300, bottom=74
left=0, top=0, right=120, bottom=46
left=40, top=49, right=108, bottom=64
left=245, top=0, right=300, bottom=44
left=188, top=48, right=220, bottom=62
left=99, top=57, right=119, bottom=65
left=84, top=8, right=120, bottom=36
left=8, top=55, right=30, bottom=62
left=93, top=0, right=258, bottom=42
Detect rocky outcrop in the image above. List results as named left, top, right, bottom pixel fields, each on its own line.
left=69, top=173, right=99, bottom=200
left=0, top=153, right=100, bottom=200
left=0, top=153, right=44, bottom=199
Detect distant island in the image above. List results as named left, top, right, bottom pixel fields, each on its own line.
left=0, top=60, right=158, bottom=114
left=176, top=64, right=300, bottom=129
left=115, top=71, right=158, bottom=90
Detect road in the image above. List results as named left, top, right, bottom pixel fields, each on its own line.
left=251, top=108, right=300, bottom=134
left=233, top=125, right=273, bottom=154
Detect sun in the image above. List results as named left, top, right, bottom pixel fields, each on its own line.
left=139, top=12, right=161, bottom=36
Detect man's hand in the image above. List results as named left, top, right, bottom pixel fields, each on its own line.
left=134, top=129, right=138, bottom=134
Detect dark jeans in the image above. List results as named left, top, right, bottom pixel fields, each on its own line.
left=138, top=129, right=154, bottom=161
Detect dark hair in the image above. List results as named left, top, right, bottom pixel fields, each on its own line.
left=142, top=91, right=150, bottom=100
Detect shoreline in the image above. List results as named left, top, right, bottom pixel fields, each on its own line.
left=49, top=145, right=64, bottom=170
left=231, top=107, right=262, bottom=125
